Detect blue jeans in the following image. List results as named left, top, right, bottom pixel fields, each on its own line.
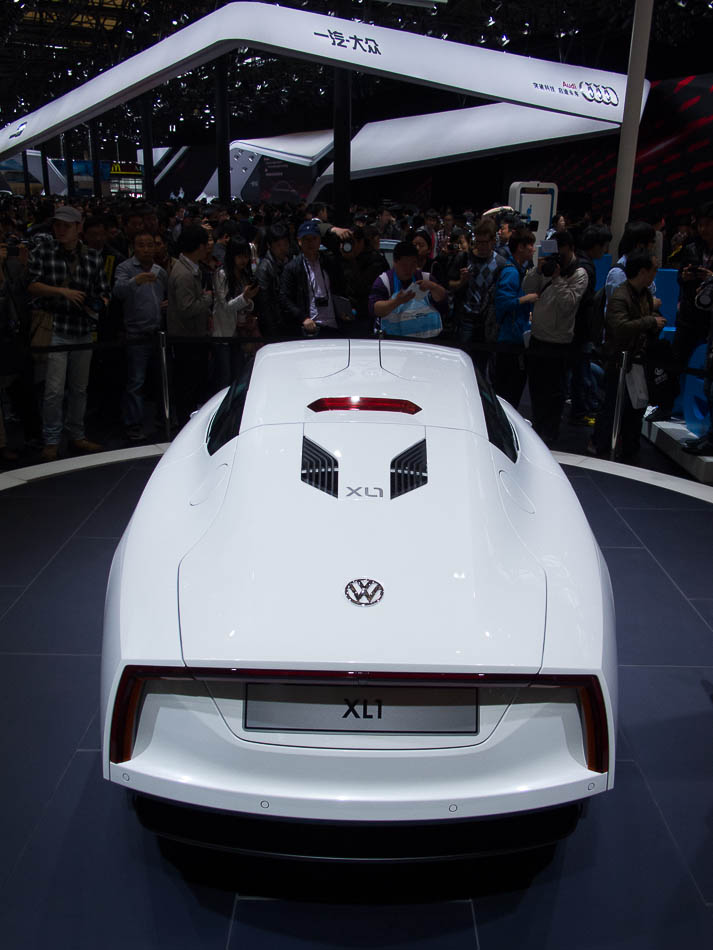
left=123, top=340, right=155, bottom=427
left=42, top=331, right=93, bottom=445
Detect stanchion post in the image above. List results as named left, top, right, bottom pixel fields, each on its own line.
left=611, top=350, right=629, bottom=461
left=40, top=143, right=51, bottom=196
left=158, top=331, right=172, bottom=442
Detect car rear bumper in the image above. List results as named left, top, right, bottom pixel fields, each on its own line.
left=133, top=792, right=583, bottom=861
left=106, top=681, right=612, bottom=822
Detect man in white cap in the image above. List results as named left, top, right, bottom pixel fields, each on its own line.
left=27, top=205, right=110, bottom=460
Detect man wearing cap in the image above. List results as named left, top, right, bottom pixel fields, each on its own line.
left=27, top=205, right=110, bottom=460
left=279, top=220, right=347, bottom=337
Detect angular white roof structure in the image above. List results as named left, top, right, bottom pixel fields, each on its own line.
left=0, top=1, right=642, bottom=161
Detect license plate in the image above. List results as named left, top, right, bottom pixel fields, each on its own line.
left=244, top=684, right=478, bottom=734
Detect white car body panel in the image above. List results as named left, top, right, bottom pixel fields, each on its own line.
left=101, top=340, right=617, bottom=828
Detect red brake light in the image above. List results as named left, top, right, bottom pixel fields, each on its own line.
left=307, top=397, right=422, bottom=415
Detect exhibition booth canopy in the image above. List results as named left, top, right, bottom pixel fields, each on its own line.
left=0, top=1, right=645, bottom=162
left=309, top=102, right=620, bottom=197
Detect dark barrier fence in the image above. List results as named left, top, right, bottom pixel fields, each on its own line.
left=22, top=333, right=709, bottom=465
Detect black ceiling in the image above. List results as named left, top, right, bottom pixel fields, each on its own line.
left=1, top=0, right=711, bottom=155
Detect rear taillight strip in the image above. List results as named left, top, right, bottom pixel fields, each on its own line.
left=110, top=666, right=608, bottom=773
left=307, top=397, right=422, bottom=415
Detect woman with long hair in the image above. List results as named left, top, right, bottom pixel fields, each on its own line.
left=212, top=237, right=259, bottom=391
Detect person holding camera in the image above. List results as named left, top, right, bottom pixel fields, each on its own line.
left=450, top=218, right=504, bottom=373
left=279, top=220, right=347, bottom=337
left=523, top=230, right=588, bottom=446
left=27, top=206, right=110, bottom=461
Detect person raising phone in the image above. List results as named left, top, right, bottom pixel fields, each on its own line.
left=212, top=237, right=259, bottom=390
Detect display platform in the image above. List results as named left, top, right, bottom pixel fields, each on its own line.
left=0, top=452, right=711, bottom=949
left=643, top=419, right=713, bottom=484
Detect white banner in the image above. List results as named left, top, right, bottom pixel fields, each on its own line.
left=0, top=1, right=642, bottom=160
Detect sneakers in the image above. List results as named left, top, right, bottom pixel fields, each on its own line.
left=70, top=438, right=103, bottom=454
left=41, top=444, right=58, bottom=462
left=125, top=425, right=145, bottom=443
left=570, top=415, right=596, bottom=427
left=645, top=407, right=671, bottom=423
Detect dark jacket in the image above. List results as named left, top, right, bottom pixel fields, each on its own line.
left=604, top=280, right=659, bottom=363
left=342, top=248, right=389, bottom=323
left=255, top=249, right=288, bottom=338
left=573, top=251, right=597, bottom=346
left=677, top=237, right=713, bottom=334
left=279, top=252, right=345, bottom=329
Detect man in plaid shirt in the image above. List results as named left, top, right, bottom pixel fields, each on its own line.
left=27, top=206, right=110, bottom=460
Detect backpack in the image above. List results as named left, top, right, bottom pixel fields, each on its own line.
left=589, top=286, right=607, bottom=347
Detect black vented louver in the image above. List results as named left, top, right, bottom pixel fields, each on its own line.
left=301, top=437, right=338, bottom=498
left=390, top=440, right=428, bottom=499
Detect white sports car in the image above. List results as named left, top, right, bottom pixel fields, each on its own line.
left=101, top=340, right=616, bottom=857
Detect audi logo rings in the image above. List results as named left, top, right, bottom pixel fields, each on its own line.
left=579, top=82, right=619, bottom=107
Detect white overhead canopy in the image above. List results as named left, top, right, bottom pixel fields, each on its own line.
left=229, top=130, right=334, bottom=167
left=310, top=102, right=619, bottom=197
left=0, top=1, right=642, bottom=161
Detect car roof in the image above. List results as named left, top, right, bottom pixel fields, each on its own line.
left=239, top=339, right=488, bottom=437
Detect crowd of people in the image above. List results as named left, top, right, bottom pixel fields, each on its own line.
left=0, top=192, right=712, bottom=465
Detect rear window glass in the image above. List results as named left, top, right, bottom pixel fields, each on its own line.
left=206, top=358, right=254, bottom=456
left=475, top=367, right=518, bottom=463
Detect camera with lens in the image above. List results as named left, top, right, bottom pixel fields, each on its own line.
left=541, top=253, right=562, bottom=278
left=696, top=277, right=713, bottom=311
left=341, top=239, right=353, bottom=254
left=314, top=295, right=329, bottom=308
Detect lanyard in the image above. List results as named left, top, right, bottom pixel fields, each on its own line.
left=304, top=257, right=328, bottom=301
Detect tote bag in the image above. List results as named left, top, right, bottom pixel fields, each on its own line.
left=379, top=273, right=442, bottom=339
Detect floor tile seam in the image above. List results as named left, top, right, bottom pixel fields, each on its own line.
left=77, top=709, right=99, bottom=749
left=0, top=651, right=101, bottom=657
left=0, top=587, right=31, bottom=625
left=554, top=453, right=713, bottom=503
left=73, top=535, right=121, bottom=541
left=630, top=759, right=710, bottom=908
left=469, top=898, right=481, bottom=950
left=225, top=893, right=239, bottom=950
left=588, top=478, right=713, bottom=635
left=1, top=749, right=81, bottom=893
left=0, top=467, right=135, bottom=616
left=619, top=663, right=713, bottom=669
left=614, top=506, right=713, bottom=511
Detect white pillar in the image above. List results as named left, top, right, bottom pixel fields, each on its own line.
left=609, top=0, right=655, bottom=257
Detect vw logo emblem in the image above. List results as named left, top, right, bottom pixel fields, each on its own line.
left=579, top=82, right=619, bottom=107
left=345, top=578, right=384, bottom=606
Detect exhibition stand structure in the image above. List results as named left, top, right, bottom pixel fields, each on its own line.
left=0, top=0, right=649, bottom=222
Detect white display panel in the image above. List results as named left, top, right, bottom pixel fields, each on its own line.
left=0, top=1, right=644, bottom=160
left=310, top=104, right=615, bottom=198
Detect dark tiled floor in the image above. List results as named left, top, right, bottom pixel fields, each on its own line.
left=0, top=458, right=711, bottom=949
